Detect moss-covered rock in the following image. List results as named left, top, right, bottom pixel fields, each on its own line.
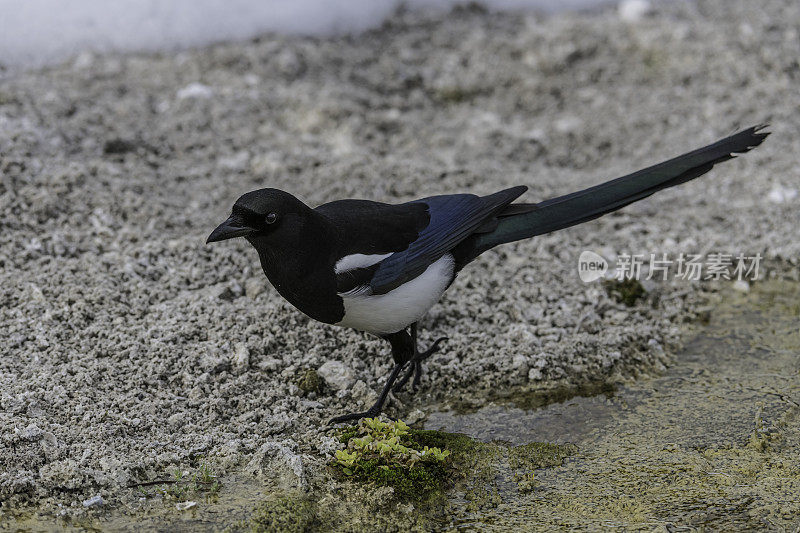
left=244, top=493, right=320, bottom=533
left=603, top=278, right=647, bottom=306
left=509, top=442, right=578, bottom=492
left=332, top=419, right=572, bottom=506
left=296, top=368, right=324, bottom=394
left=332, top=419, right=456, bottom=501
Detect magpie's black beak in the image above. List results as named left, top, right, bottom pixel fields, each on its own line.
left=206, top=216, right=256, bottom=244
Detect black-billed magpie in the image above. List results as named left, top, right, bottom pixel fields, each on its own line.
left=207, top=125, right=768, bottom=423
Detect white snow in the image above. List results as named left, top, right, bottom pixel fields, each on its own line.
left=0, top=0, right=618, bottom=69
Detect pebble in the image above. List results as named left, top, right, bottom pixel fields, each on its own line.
left=82, top=494, right=103, bottom=508
left=350, top=379, right=378, bottom=406
left=245, top=277, right=266, bottom=299
left=512, top=354, right=530, bottom=380
left=176, top=83, right=213, bottom=100
left=732, top=280, right=750, bottom=293
left=175, top=501, right=197, bottom=511
left=404, top=408, right=426, bottom=425
left=317, top=360, right=355, bottom=391
left=232, top=342, right=250, bottom=374
left=21, top=423, right=43, bottom=440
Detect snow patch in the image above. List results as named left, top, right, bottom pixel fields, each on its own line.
left=0, top=0, right=618, bottom=68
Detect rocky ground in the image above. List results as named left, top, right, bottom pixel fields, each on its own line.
left=1, top=0, right=798, bottom=519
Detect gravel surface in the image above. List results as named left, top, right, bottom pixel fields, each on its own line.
left=1, top=0, right=797, bottom=512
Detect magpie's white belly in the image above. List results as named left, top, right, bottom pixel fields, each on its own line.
left=335, top=254, right=455, bottom=335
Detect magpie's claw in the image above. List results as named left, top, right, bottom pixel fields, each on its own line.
left=329, top=363, right=405, bottom=425
left=393, top=361, right=417, bottom=393
left=393, top=337, right=449, bottom=394
left=328, top=407, right=381, bottom=425
left=424, top=336, right=448, bottom=357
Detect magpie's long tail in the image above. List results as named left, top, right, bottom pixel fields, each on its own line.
left=464, top=125, right=769, bottom=261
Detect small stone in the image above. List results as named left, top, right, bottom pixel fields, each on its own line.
left=732, top=280, right=750, bottom=293
left=167, top=412, right=185, bottom=427
left=27, top=283, right=46, bottom=303
left=41, top=432, right=58, bottom=459
left=232, top=342, right=250, bottom=374
left=259, top=358, right=282, bottom=372
left=175, top=501, right=197, bottom=511
left=647, top=338, right=664, bottom=354
left=528, top=368, right=543, bottom=381
left=21, top=423, right=43, bottom=440
left=350, top=380, right=377, bottom=406
left=512, top=354, right=529, bottom=380
left=404, top=408, right=426, bottom=425
left=82, top=494, right=103, bottom=508
left=200, top=353, right=228, bottom=373
left=245, top=278, right=265, bottom=299
left=317, top=435, right=343, bottom=455
left=317, top=360, right=355, bottom=391
left=176, top=83, right=213, bottom=100
left=296, top=369, right=324, bottom=394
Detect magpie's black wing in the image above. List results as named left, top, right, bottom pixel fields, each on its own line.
left=366, top=186, right=527, bottom=295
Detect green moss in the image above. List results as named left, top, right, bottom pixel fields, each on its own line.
left=334, top=421, right=572, bottom=506
left=336, top=426, right=359, bottom=445
left=509, top=442, right=578, bottom=470
left=509, top=442, right=578, bottom=492
left=356, top=458, right=447, bottom=501
left=489, top=381, right=616, bottom=412
left=332, top=419, right=456, bottom=502
left=296, top=368, right=324, bottom=394
left=243, top=492, right=321, bottom=533
left=603, top=278, right=647, bottom=306
left=409, top=429, right=495, bottom=463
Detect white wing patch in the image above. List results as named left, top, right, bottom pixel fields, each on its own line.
left=335, top=254, right=455, bottom=335
left=334, top=253, right=392, bottom=274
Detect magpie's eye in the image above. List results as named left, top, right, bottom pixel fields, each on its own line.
left=265, top=212, right=278, bottom=224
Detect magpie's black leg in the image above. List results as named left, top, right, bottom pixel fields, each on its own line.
left=393, top=323, right=448, bottom=394
left=328, top=363, right=405, bottom=425
left=328, top=330, right=414, bottom=425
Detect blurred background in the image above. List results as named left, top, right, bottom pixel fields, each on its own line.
left=0, top=0, right=634, bottom=68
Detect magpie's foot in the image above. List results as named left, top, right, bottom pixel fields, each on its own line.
left=393, top=361, right=419, bottom=394
left=328, top=363, right=405, bottom=425
left=328, top=407, right=382, bottom=425
left=393, top=336, right=448, bottom=394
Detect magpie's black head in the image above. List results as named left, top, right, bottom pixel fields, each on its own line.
left=206, top=188, right=310, bottom=244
